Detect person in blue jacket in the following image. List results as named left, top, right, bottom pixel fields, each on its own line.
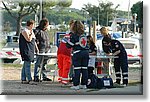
left=102, top=37, right=128, bottom=86
left=66, top=20, right=89, bottom=90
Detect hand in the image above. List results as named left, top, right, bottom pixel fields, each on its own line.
left=109, top=53, right=113, bottom=55
left=36, top=49, right=39, bottom=54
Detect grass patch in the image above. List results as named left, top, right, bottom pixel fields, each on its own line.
left=1, top=63, right=56, bottom=70
left=1, top=63, right=23, bottom=69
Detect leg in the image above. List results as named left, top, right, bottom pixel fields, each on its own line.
left=72, top=52, right=82, bottom=86
left=81, top=50, right=89, bottom=85
left=69, top=65, right=74, bottom=82
left=34, top=55, right=43, bottom=82
left=57, top=54, right=63, bottom=80
left=81, top=69, right=88, bottom=85
left=88, top=67, right=94, bottom=78
left=114, top=59, right=121, bottom=84
left=121, top=57, right=128, bottom=85
left=24, top=61, right=32, bottom=81
left=42, top=58, right=48, bottom=79
left=73, top=69, right=81, bottom=86
left=62, top=55, right=71, bottom=81
left=34, top=55, right=43, bottom=81
left=21, top=61, right=26, bottom=81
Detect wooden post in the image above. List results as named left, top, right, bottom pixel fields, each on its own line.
left=93, top=21, right=97, bottom=43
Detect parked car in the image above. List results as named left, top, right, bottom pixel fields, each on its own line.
left=117, top=38, right=143, bottom=64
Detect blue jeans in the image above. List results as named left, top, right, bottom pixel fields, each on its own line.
left=34, top=55, right=48, bottom=79
left=21, top=61, right=32, bottom=81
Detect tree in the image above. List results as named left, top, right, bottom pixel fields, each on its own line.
left=2, top=0, right=72, bottom=36
left=82, top=1, right=118, bottom=26
left=131, top=1, right=143, bottom=33
left=2, top=0, right=39, bottom=36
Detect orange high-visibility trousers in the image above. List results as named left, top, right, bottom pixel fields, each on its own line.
left=57, top=54, right=71, bottom=81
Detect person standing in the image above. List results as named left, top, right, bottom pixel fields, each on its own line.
left=57, top=20, right=74, bottom=84
left=57, top=34, right=72, bottom=85
left=87, top=35, right=97, bottom=78
left=19, top=19, right=38, bottom=84
left=33, top=18, right=52, bottom=82
left=102, top=37, right=128, bottom=86
left=100, top=27, right=112, bottom=74
left=66, top=21, right=89, bottom=90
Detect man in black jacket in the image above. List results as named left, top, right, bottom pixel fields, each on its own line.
left=33, top=18, right=52, bottom=82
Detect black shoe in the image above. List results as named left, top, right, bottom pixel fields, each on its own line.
left=114, top=80, right=120, bottom=85
left=69, top=79, right=73, bottom=83
left=28, top=81, right=37, bottom=85
left=34, top=78, right=42, bottom=82
left=43, top=78, right=52, bottom=81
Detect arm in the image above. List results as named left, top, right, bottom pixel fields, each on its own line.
left=112, top=50, right=120, bottom=56
left=22, top=30, right=33, bottom=42
left=89, top=51, right=97, bottom=55
left=89, top=45, right=97, bottom=55
left=112, top=41, right=121, bottom=56
left=66, top=35, right=75, bottom=48
left=35, top=42, right=39, bottom=54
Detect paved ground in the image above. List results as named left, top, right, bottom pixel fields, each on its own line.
left=1, top=80, right=142, bottom=95
left=1, top=66, right=143, bottom=95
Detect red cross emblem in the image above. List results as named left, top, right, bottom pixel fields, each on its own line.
left=81, top=38, right=86, bottom=46
left=79, top=37, right=87, bottom=48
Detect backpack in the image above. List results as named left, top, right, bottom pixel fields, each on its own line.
left=97, top=76, right=114, bottom=89
left=87, top=74, right=98, bottom=89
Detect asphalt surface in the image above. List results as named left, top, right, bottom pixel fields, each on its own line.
left=1, top=65, right=142, bottom=95
left=1, top=80, right=142, bottom=95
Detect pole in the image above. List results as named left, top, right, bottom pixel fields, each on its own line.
left=40, top=0, right=42, bottom=21
left=134, top=13, right=137, bottom=33
left=106, top=12, right=108, bottom=26
left=127, top=0, right=130, bottom=32
left=93, top=21, right=96, bottom=43
left=98, top=9, right=99, bottom=26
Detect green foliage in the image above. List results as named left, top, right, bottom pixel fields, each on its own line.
left=131, top=1, right=143, bottom=27
left=2, top=0, right=72, bottom=35
left=57, top=0, right=72, bottom=7
left=82, top=1, right=118, bottom=26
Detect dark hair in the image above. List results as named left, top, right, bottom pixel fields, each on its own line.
left=102, top=36, right=112, bottom=43
left=87, top=35, right=95, bottom=45
left=26, top=19, right=34, bottom=26
left=39, top=18, right=49, bottom=30
left=72, top=20, right=84, bottom=36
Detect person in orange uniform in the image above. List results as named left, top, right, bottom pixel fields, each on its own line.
left=57, top=20, right=74, bottom=85
left=57, top=34, right=72, bottom=85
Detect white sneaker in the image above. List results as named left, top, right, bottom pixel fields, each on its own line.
left=122, top=84, right=127, bottom=87
left=70, top=85, right=80, bottom=90
left=79, top=85, right=87, bottom=89
left=120, top=84, right=127, bottom=87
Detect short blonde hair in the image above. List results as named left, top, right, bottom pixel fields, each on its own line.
left=100, top=27, right=109, bottom=36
